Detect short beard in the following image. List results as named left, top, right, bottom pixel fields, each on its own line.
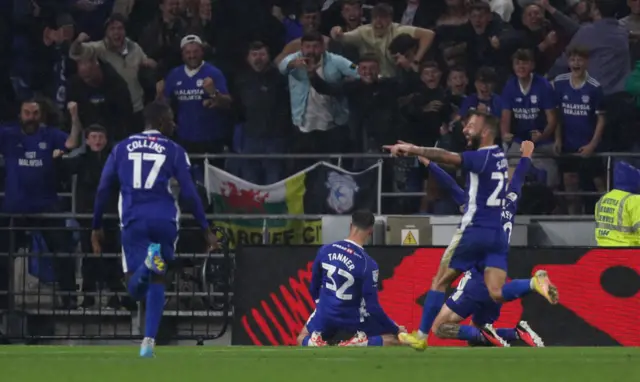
left=468, top=135, right=481, bottom=150
left=21, top=121, right=39, bottom=134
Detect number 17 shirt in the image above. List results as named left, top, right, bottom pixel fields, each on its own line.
left=92, top=130, right=208, bottom=231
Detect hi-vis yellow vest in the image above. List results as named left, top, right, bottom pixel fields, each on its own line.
left=595, top=189, right=640, bottom=246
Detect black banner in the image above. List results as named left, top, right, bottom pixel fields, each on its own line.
left=232, top=247, right=640, bottom=346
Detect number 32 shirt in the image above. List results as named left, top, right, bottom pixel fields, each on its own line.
left=92, top=130, right=208, bottom=231
left=309, top=239, right=397, bottom=332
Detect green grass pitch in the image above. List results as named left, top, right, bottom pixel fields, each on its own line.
left=0, top=346, right=638, bottom=382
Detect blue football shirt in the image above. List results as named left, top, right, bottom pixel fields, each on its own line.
left=458, top=93, right=503, bottom=119
left=0, top=125, right=68, bottom=213
left=164, top=63, right=229, bottom=143
left=501, top=74, right=556, bottom=144
left=92, top=130, right=209, bottom=230
left=459, top=145, right=508, bottom=229
left=553, top=73, right=605, bottom=152
left=309, top=239, right=397, bottom=331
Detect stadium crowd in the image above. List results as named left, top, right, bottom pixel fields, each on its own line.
left=1, top=0, right=640, bottom=223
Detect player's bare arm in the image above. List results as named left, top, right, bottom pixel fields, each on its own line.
left=383, top=141, right=462, bottom=166
left=416, top=147, right=462, bottom=166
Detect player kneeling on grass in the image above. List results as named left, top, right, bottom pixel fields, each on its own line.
left=408, top=141, right=550, bottom=348
left=399, top=140, right=558, bottom=350
left=297, top=210, right=408, bottom=347
left=431, top=267, right=544, bottom=348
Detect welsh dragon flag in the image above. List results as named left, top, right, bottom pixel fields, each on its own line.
left=205, top=161, right=381, bottom=247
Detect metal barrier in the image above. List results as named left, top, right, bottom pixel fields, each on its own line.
left=0, top=151, right=637, bottom=217
left=192, top=151, right=640, bottom=200
left=0, top=219, right=233, bottom=343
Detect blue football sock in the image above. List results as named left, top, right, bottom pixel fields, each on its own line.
left=496, top=328, right=518, bottom=342
left=419, top=290, right=446, bottom=334
left=457, top=325, right=484, bottom=343
left=501, top=279, right=532, bottom=301
left=302, top=335, right=311, bottom=346
left=127, top=264, right=151, bottom=300
left=144, top=283, right=165, bottom=339
left=368, top=335, right=383, bottom=346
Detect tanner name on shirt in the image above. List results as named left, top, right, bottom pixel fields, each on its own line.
left=327, top=252, right=356, bottom=271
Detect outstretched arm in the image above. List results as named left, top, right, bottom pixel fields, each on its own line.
left=383, top=141, right=462, bottom=166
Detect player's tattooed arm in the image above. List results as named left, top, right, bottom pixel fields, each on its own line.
left=434, top=324, right=461, bottom=339
left=415, top=147, right=462, bottom=166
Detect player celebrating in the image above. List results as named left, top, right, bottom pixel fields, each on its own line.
left=92, top=101, right=217, bottom=357
left=421, top=140, right=549, bottom=348
left=384, top=111, right=557, bottom=350
left=298, top=210, right=406, bottom=347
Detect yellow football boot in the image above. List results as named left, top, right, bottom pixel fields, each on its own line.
left=532, top=270, right=559, bottom=304
left=398, top=331, right=428, bottom=351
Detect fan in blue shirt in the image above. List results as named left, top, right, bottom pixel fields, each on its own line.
left=501, top=49, right=559, bottom=187
left=298, top=210, right=407, bottom=347
left=162, top=35, right=231, bottom=149
left=92, top=101, right=218, bottom=358
left=457, top=67, right=503, bottom=120
left=0, top=100, right=81, bottom=213
left=553, top=46, right=606, bottom=214
left=501, top=49, right=557, bottom=146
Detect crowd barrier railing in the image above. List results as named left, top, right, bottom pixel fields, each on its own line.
left=0, top=219, right=232, bottom=343
left=190, top=151, right=640, bottom=200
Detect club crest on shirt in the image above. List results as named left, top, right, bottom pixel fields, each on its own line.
left=38, top=142, right=47, bottom=150
left=196, top=79, right=203, bottom=87
left=582, top=95, right=590, bottom=103
left=325, top=171, right=358, bottom=214
left=530, top=95, right=537, bottom=104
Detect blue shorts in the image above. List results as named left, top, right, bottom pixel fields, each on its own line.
left=305, top=310, right=397, bottom=338
left=445, top=227, right=508, bottom=272
left=445, top=271, right=501, bottom=326
left=120, top=219, right=178, bottom=273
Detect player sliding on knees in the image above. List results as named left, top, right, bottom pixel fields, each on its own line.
left=420, top=140, right=548, bottom=348
left=92, top=101, right=218, bottom=358
left=297, top=210, right=408, bottom=347
left=383, top=111, right=558, bottom=351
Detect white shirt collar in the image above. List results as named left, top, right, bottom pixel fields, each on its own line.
left=184, top=62, right=205, bottom=78
left=344, top=239, right=364, bottom=249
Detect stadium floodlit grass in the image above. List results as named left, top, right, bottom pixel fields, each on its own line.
left=0, top=346, right=638, bottom=382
